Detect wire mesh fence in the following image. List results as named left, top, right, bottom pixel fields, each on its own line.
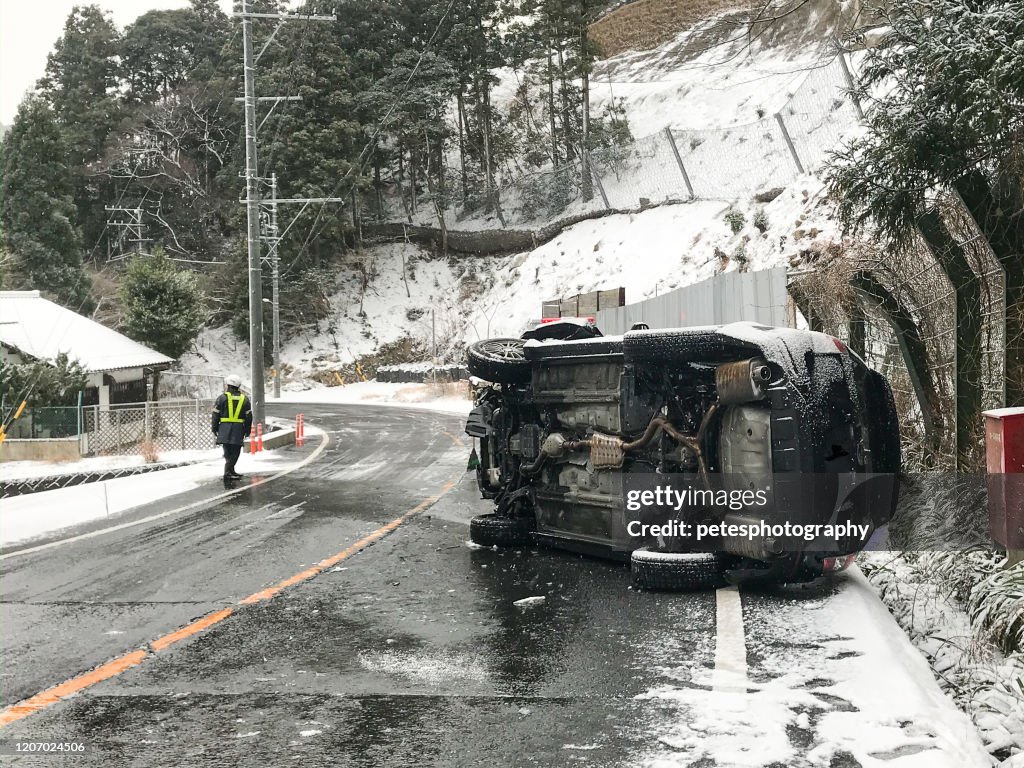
left=789, top=187, right=1007, bottom=470
left=156, top=372, right=226, bottom=401
left=431, top=55, right=858, bottom=230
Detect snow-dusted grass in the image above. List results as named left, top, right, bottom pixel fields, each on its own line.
left=862, top=552, right=1024, bottom=765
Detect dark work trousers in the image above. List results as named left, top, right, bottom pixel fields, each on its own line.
left=222, top=443, right=243, bottom=477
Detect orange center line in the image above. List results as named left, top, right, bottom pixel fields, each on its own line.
left=442, top=430, right=466, bottom=448
left=0, top=650, right=147, bottom=727
left=0, top=469, right=462, bottom=729
left=150, top=608, right=235, bottom=653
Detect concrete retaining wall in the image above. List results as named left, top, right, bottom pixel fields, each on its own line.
left=361, top=208, right=628, bottom=256
left=1, top=437, right=82, bottom=463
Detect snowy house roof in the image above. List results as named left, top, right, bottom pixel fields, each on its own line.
left=0, top=291, right=174, bottom=373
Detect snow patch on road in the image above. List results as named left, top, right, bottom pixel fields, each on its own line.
left=513, top=596, right=547, bottom=608
left=358, top=649, right=488, bottom=685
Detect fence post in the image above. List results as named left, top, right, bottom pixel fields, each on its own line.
left=774, top=112, right=805, bottom=174
left=179, top=406, right=185, bottom=450
left=195, top=399, right=202, bottom=446
left=144, top=401, right=152, bottom=442
left=586, top=151, right=611, bottom=210
left=837, top=52, right=864, bottom=120
left=663, top=127, right=695, bottom=199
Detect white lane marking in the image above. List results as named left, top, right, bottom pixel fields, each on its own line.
left=713, top=585, right=748, bottom=695
left=0, top=430, right=331, bottom=560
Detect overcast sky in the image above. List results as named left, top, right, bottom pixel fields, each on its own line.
left=0, top=0, right=234, bottom=125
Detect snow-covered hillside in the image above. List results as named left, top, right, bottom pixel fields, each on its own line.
left=179, top=8, right=851, bottom=388
left=181, top=178, right=839, bottom=387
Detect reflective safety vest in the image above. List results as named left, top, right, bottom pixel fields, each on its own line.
left=221, top=392, right=247, bottom=423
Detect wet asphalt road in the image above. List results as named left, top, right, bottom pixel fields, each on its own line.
left=0, top=405, right=950, bottom=767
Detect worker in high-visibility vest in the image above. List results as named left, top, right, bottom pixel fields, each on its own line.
left=211, top=374, right=253, bottom=480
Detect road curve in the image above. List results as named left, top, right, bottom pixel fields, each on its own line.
left=0, top=405, right=989, bottom=767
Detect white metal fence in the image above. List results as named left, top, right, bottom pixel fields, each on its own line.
left=80, top=400, right=216, bottom=456
left=595, top=267, right=790, bottom=334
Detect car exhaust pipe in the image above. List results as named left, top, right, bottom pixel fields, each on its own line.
left=716, top=358, right=771, bottom=404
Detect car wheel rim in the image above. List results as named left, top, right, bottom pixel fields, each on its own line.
left=481, top=340, right=525, bottom=361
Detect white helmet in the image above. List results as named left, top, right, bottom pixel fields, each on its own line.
left=225, top=374, right=242, bottom=388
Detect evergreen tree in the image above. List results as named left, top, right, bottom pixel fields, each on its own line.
left=359, top=50, right=459, bottom=232
left=119, top=250, right=204, bottom=359
left=0, top=353, right=88, bottom=409
left=260, top=10, right=363, bottom=269
left=39, top=5, right=124, bottom=253
left=0, top=96, right=91, bottom=309
left=826, top=0, right=1024, bottom=404
left=121, top=0, right=229, bottom=103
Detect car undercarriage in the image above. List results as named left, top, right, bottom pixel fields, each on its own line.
left=464, top=321, right=901, bottom=590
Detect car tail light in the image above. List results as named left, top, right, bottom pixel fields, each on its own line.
left=822, top=554, right=857, bottom=572
left=832, top=337, right=848, bottom=353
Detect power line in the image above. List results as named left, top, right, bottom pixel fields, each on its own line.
left=234, top=1, right=337, bottom=427
left=280, top=0, right=458, bottom=280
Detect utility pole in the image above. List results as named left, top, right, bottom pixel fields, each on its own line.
left=269, top=174, right=281, bottom=399
left=234, top=2, right=335, bottom=426
left=240, top=0, right=266, bottom=427
left=105, top=206, right=148, bottom=259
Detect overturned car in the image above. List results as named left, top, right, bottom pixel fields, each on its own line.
left=464, top=321, right=901, bottom=590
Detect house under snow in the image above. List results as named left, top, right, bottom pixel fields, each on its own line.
left=0, top=290, right=173, bottom=409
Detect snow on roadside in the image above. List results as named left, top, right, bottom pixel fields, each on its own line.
left=637, top=567, right=993, bottom=768
left=0, top=447, right=219, bottom=482
left=861, top=553, right=1024, bottom=766
left=0, top=445, right=305, bottom=548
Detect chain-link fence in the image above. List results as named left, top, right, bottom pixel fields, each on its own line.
left=80, top=401, right=216, bottom=456
left=430, top=55, right=858, bottom=229
left=156, top=372, right=225, bottom=401
left=789, top=188, right=1007, bottom=471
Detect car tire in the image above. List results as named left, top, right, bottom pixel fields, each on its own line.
left=630, top=549, right=728, bottom=591
left=469, top=513, right=534, bottom=548
left=466, top=338, right=531, bottom=384
left=622, top=328, right=753, bottom=365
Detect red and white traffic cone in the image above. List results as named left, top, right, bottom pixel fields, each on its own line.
left=256, top=423, right=264, bottom=453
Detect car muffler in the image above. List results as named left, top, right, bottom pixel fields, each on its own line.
left=716, top=358, right=771, bottom=404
